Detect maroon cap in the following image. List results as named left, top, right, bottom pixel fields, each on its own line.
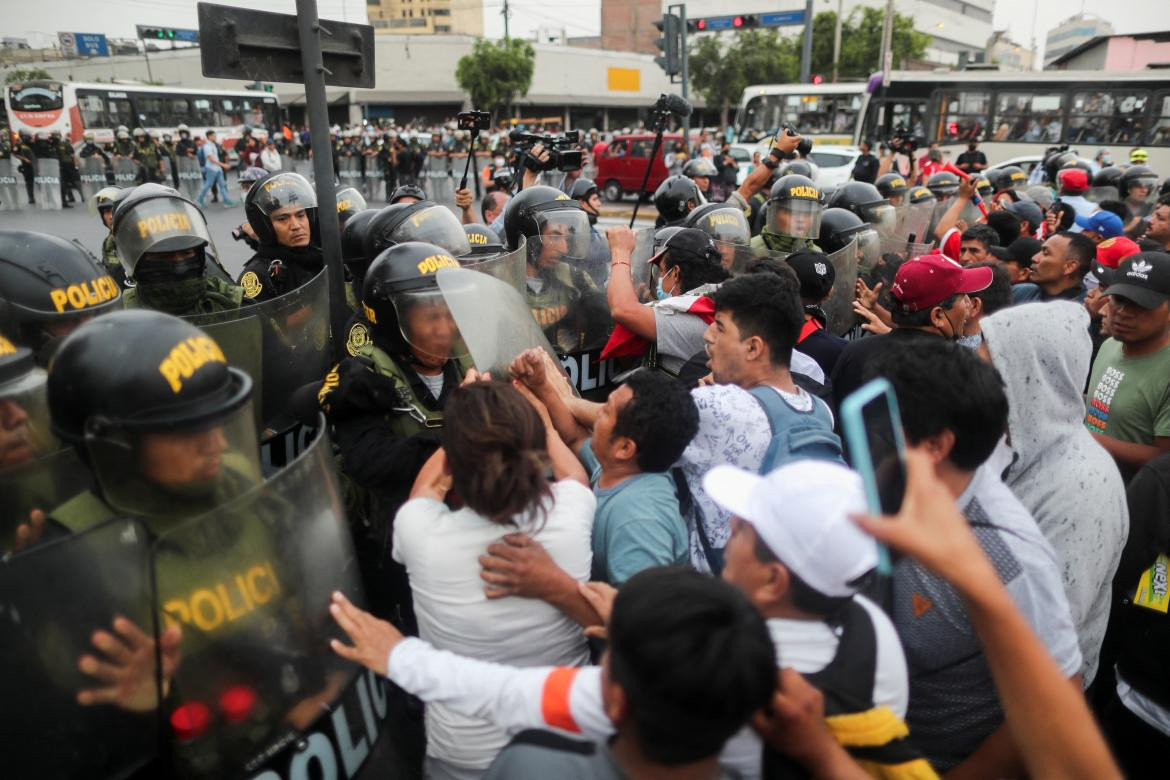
left=1058, top=168, right=1089, bottom=193
left=890, top=254, right=994, bottom=312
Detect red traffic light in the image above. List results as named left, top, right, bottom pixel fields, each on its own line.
left=733, top=16, right=744, bottom=28
left=812, top=75, right=824, bottom=84
left=697, top=19, right=707, bottom=30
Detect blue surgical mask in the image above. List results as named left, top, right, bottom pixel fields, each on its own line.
left=655, top=275, right=672, bottom=300
left=957, top=332, right=984, bottom=350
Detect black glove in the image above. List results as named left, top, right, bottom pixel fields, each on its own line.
left=317, top=357, right=409, bottom=419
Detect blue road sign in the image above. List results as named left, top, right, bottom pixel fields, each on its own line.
left=704, top=17, right=735, bottom=31
left=760, top=11, right=806, bottom=27
left=73, top=33, right=110, bottom=57
left=174, top=29, right=200, bottom=43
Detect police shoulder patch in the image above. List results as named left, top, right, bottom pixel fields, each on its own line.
left=346, top=322, right=370, bottom=356
left=240, top=271, right=263, bottom=299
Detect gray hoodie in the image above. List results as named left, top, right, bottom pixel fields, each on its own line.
left=981, top=301, right=1128, bottom=685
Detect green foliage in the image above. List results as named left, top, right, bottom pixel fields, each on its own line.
left=689, top=30, right=798, bottom=122
left=4, top=68, right=53, bottom=85
left=455, top=38, right=535, bottom=116
left=809, top=8, right=930, bottom=80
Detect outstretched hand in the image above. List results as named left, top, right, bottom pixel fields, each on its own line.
left=77, top=617, right=182, bottom=712
left=329, top=591, right=404, bottom=677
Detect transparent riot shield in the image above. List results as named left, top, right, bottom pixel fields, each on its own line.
left=79, top=157, right=107, bottom=213
left=0, top=157, right=21, bottom=211
left=175, top=156, right=203, bottom=202
left=820, top=236, right=861, bottom=336
left=463, top=238, right=527, bottom=294
left=2, top=448, right=91, bottom=556
left=293, top=159, right=314, bottom=182
left=184, top=269, right=330, bottom=441
left=364, top=158, right=384, bottom=202
left=154, top=423, right=368, bottom=779
left=1087, top=184, right=1119, bottom=204
left=1, top=518, right=161, bottom=779
left=959, top=199, right=984, bottom=228
left=338, top=155, right=363, bottom=192
left=630, top=227, right=658, bottom=302
left=880, top=235, right=934, bottom=264
left=112, top=156, right=138, bottom=188
left=34, top=157, right=62, bottom=211
left=894, top=200, right=935, bottom=247
left=436, top=266, right=561, bottom=379
left=718, top=243, right=761, bottom=275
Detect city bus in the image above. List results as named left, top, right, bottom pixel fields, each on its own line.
left=5, top=80, right=281, bottom=148
left=735, top=82, right=869, bottom=146
left=856, top=69, right=1170, bottom=171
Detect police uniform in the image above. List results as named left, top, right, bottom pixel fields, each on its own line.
left=54, top=136, right=78, bottom=205
left=238, top=171, right=324, bottom=302
left=13, top=137, right=36, bottom=204
left=527, top=262, right=607, bottom=354
left=122, top=275, right=244, bottom=316
left=159, top=139, right=179, bottom=188
left=132, top=139, right=163, bottom=184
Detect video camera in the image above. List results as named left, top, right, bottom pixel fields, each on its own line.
left=457, top=110, right=491, bottom=133
left=510, top=128, right=584, bottom=173
left=887, top=124, right=918, bottom=157
left=771, top=125, right=813, bottom=161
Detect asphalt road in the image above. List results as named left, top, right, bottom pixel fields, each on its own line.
left=0, top=197, right=650, bottom=280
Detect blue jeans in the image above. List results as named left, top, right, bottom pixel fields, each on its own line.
left=197, top=166, right=229, bottom=204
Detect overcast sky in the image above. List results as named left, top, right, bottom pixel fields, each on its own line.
left=4, top=0, right=1165, bottom=65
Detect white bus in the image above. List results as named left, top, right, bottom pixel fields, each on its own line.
left=5, top=80, right=281, bottom=149
left=857, top=69, right=1170, bottom=171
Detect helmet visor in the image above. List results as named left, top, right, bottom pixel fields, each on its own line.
left=391, top=289, right=470, bottom=366
left=765, top=199, right=823, bottom=240
left=1127, top=175, right=1159, bottom=204
left=250, top=173, right=318, bottom=215
left=894, top=200, right=934, bottom=245
left=531, top=209, right=592, bottom=266
left=84, top=401, right=261, bottom=520
left=335, top=186, right=367, bottom=222
left=693, top=208, right=750, bottom=246
left=1087, top=185, right=1119, bottom=204
left=861, top=202, right=897, bottom=237
left=0, top=367, right=57, bottom=471
left=392, top=205, right=472, bottom=257
left=115, top=198, right=213, bottom=276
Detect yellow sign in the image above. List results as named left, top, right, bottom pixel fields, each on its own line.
left=158, top=335, right=227, bottom=394
left=49, top=276, right=119, bottom=313
left=607, top=67, right=641, bottom=93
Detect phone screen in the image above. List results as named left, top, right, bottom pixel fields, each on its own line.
left=858, top=391, right=908, bottom=516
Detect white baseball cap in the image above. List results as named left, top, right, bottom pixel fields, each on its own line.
left=702, top=460, right=877, bottom=598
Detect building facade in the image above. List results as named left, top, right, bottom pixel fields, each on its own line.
left=367, top=0, right=483, bottom=37
left=1047, top=31, right=1170, bottom=72
left=1044, top=14, right=1114, bottom=67
left=986, top=30, right=1035, bottom=72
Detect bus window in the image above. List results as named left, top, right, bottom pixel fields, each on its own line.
left=217, top=98, right=243, bottom=127
left=1147, top=94, right=1170, bottom=146
left=937, top=90, right=989, bottom=143
left=165, top=97, right=191, bottom=126
left=191, top=98, right=215, bottom=127
left=76, top=91, right=106, bottom=129
left=135, top=95, right=164, bottom=127
left=832, top=94, right=861, bottom=135
left=7, top=83, right=63, bottom=113
left=106, top=95, right=134, bottom=130
left=740, top=95, right=779, bottom=142
left=1069, top=92, right=1146, bottom=145
left=994, top=92, right=1064, bottom=143
left=864, top=100, right=927, bottom=144
left=790, top=95, right=832, bottom=135
left=241, top=99, right=265, bottom=128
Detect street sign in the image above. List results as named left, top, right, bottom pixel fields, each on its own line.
left=74, top=33, right=110, bottom=57
left=760, top=11, right=806, bottom=27
left=196, top=3, right=374, bottom=88
left=58, top=33, right=76, bottom=57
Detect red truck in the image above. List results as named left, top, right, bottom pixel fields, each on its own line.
left=594, top=133, right=684, bottom=202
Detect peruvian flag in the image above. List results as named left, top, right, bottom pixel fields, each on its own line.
left=601, top=294, right=715, bottom=359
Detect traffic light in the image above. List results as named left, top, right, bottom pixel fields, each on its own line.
left=733, top=15, right=759, bottom=29
left=653, top=14, right=682, bottom=77
left=138, top=27, right=177, bottom=40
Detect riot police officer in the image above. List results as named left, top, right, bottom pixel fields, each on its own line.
left=462, top=223, right=505, bottom=260
left=653, top=174, right=704, bottom=229
left=388, top=183, right=426, bottom=205
left=93, top=186, right=129, bottom=287
left=685, top=201, right=752, bottom=272
left=52, top=131, right=79, bottom=207
left=14, top=131, right=36, bottom=205
left=0, top=230, right=121, bottom=365
left=1120, top=164, right=1159, bottom=219
left=827, top=182, right=897, bottom=237
left=335, top=182, right=368, bottom=230
left=875, top=172, right=908, bottom=208
left=1089, top=166, right=1124, bottom=203
left=159, top=131, right=180, bottom=188
left=237, top=172, right=323, bottom=302
left=569, top=177, right=611, bottom=268
left=503, top=185, right=608, bottom=354
left=131, top=128, right=163, bottom=185
left=175, top=124, right=197, bottom=159
left=682, top=157, right=718, bottom=198
left=112, top=184, right=244, bottom=315
left=340, top=208, right=379, bottom=313
left=78, top=130, right=112, bottom=186
left=112, top=126, right=134, bottom=158
left=751, top=174, right=825, bottom=256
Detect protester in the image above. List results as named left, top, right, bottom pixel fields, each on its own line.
left=996, top=236, right=1043, bottom=285
left=958, top=261, right=1012, bottom=348
left=1013, top=231, right=1095, bottom=304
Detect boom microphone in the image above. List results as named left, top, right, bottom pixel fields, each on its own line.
left=655, top=93, right=692, bottom=118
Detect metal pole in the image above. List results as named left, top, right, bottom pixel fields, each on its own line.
left=832, top=0, right=843, bottom=83
left=799, top=0, right=814, bottom=83
left=296, top=0, right=348, bottom=360
left=503, top=0, right=510, bottom=41
left=143, top=45, right=154, bottom=83
left=679, top=3, right=690, bottom=154
left=879, top=0, right=894, bottom=85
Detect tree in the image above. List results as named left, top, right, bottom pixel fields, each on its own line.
left=689, top=30, right=798, bottom=127
left=455, top=38, right=535, bottom=120
left=4, top=68, right=53, bottom=85
left=809, top=8, right=930, bottom=81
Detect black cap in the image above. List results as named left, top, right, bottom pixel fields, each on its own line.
left=784, top=249, right=835, bottom=302
left=1001, top=237, right=1042, bottom=269
left=647, top=227, right=720, bottom=267
left=1102, top=251, right=1170, bottom=309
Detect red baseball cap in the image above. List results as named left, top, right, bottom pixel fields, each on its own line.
left=1095, top=236, right=1141, bottom=269
left=890, top=254, right=994, bottom=312
left=1057, top=168, right=1089, bottom=193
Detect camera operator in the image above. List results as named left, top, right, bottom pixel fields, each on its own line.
left=454, top=141, right=559, bottom=233
left=877, top=129, right=918, bottom=181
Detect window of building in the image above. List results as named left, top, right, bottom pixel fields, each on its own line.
left=936, top=90, right=989, bottom=142
left=993, top=92, right=1063, bottom=143
left=1068, top=91, right=1147, bottom=145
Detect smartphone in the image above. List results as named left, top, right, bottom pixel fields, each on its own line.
left=840, top=378, right=908, bottom=575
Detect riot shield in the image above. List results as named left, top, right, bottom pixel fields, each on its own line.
left=364, top=158, right=384, bottom=202
left=79, top=157, right=107, bottom=213
left=1, top=519, right=161, bottom=779
left=1088, top=184, right=1119, bottom=203
left=34, top=157, right=62, bottom=211
left=2, top=448, right=91, bottom=556
left=0, top=157, right=20, bottom=211
left=894, top=200, right=935, bottom=246
left=463, top=239, right=527, bottom=294
left=175, top=156, right=203, bottom=202
left=959, top=200, right=984, bottom=228
left=718, top=242, right=760, bottom=275
left=821, top=236, right=861, bottom=336
left=185, top=269, right=330, bottom=440
left=154, top=423, right=368, bottom=779
left=630, top=227, right=658, bottom=301
left=880, top=236, right=934, bottom=264
left=436, top=266, right=561, bottom=379
left=293, top=159, right=314, bottom=182
left=112, top=157, right=138, bottom=188
left=338, top=155, right=363, bottom=193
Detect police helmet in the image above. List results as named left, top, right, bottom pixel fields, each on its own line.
left=361, top=241, right=464, bottom=362
left=1088, top=166, right=1125, bottom=202
left=335, top=184, right=368, bottom=228
left=990, top=166, right=1027, bottom=193
left=0, top=231, right=122, bottom=361
left=0, top=333, right=57, bottom=469
left=503, top=185, right=588, bottom=250
left=389, top=184, right=426, bottom=204
left=340, top=209, right=379, bottom=294
left=926, top=171, right=961, bottom=199
left=682, top=158, right=718, bottom=180
left=1120, top=164, right=1159, bottom=202
left=685, top=203, right=750, bottom=246
left=827, top=182, right=895, bottom=236
left=46, top=311, right=257, bottom=516
left=132, top=127, right=146, bottom=138
left=112, top=183, right=214, bottom=280
left=875, top=173, right=908, bottom=202
left=82, top=130, right=95, bottom=141
left=817, top=208, right=868, bottom=255
left=778, top=160, right=814, bottom=179
left=908, top=186, right=936, bottom=206
left=653, top=175, right=704, bottom=225
left=568, top=177, right=599, bottom=202
left=364, top=201, right=471, bottom=259
left=177, top=123, right=189, bottom=132
left=462, top=223, right=505, bottom=259
left=974, top=177, right=993, bottom=199
left=764, top=175, right=824, bottom=240
left=116, top=129, right=130, bottom=141
left=1043, top=150, right=1079, bottom=185
left=116, top=125, right=129, bottom=135
left=1060, top=157, right=1094, bottom=178
left=94, top=186, right=123, bottom=216
left=244, top=171, right=319, bottom=248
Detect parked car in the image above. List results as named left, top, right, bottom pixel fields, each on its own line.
left=806, top=146, right=862, bottom=189
left=985, top=154, right=1044, bottom=179
left=595, top=133, right=684, bottom=202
